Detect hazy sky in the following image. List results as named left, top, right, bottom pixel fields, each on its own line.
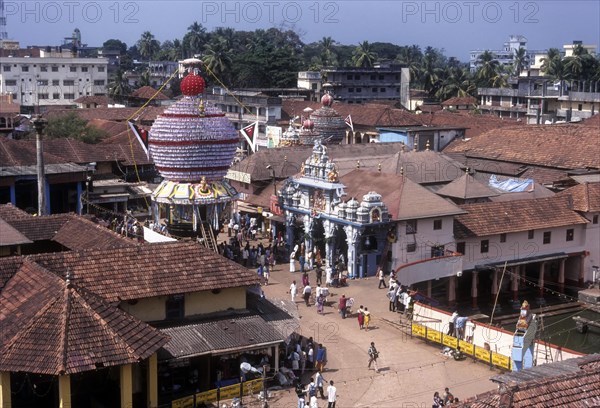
left=5, top=0, right=600, bottom=60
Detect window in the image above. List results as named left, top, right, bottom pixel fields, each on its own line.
left=406, top=220, right=417, bottom=234
left=4, top=79, right=16, bottom=86
left=406, top=243, right=416, bottom=253
left=52, top=66, right=59, bottom=72
left=370, top=74, right=376, bottom=80
left=97, top=66, right=105, bottom=72
left=594, top=215, right=599, bottom=224
left=40, top=66, right=48, bottom=72
left=480, top=240, right=489, bottom=253
left=2, top=65, right=10, bottom=72
left=456, top=242, right=465, bottom=255
left=63, top=80, right=75, bottom=86
left=70, top=66, right=77, bottom=72
left=372, top=87, right=378, bottom=92
left=52, top=93, right=60, bottom=99
left=431, top=245, right=445, bottom=258
left=500, top=233, right=507, bottom=243
left=433, top=219, right=442, bottom=230
left=37, top=79, right=48, bottom=86
left=578, top=104, right=583, bottom=111
left=166, top=294, right=184, bottom=319
left=528, top=230, right=534, bottom=239
left=94, top=80, right=105, bottom=86
left=347, top=74, right=353, bottom=80
left=356, top=88, right=362, bottom=93
left=38, top=93, right=49, bottom=99
left=378, top=74, right=384, bottom=80
left=566, top=229, right=574, bottom=242
left=22, top=65, right=29, bottom=72
left=543, top=231, right=551, bottom=244
left=348, top=88, right=354, bottom=93
left=52, top=79, right=60, bottom=86
left=354, top=74, right=360, bottom=80
left=81, top=67, right=88, bottom=72
left=64, top=93, right=75, bottom=99
left=380, top=87, right=386, bottom=92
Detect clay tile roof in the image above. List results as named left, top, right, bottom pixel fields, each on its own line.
left=340, top=169, right=465, bottom=220
left=379, top=150, right=464, bottom=184
left=437, top=172, right=499, bottom=199
left=429, top=110, right=524, bottom=138
left=443, top=124, right=600, bottom=170
left=0, top=259, right=168, bottom=375
left=557, top=182, right=600, bottom=212
left=441, top=96, right=477, bottom=107
left=5, top=214, right=71, bottom=241
left=454, top=195, right=589, bottom=238
left=0, top=138, right=68, bottom=166
left=29, top=242, right=260, bottom=302
left=0, top=219, right=32, bottom=246
left=0, top=203, right=31, bottom=220
left=51, top=216, right=138, bottom=250
left=130, top=86, right=169, bottom=100
left=74, top=95, right=110, bottom=106
left=45, top=106, right=164, bottom=124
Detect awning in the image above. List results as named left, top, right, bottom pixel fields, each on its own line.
left=143, top=227, right=177, bottom=243
left=236, top=202, right=261, bottom=214
left=159, top=314, right=285, bottom=360
left=475, top=252, right=568, bottom=270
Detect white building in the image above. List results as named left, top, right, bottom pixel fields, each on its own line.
left=469, top=35, right=543, bottom=74
left=0, top=48, right=108, bottom=113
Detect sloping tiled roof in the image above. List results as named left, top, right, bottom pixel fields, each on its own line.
left=45, top=106, right=165, bottom=124
left=0, top=138, right=69, bottom=166
left=441, top=96, right=477, bottom=106
left=340, top=169, right=466, bottom=220
left=454, top=195, right=589, bottom=238
left=0, top=260, right=168, bottom=375
left=437, top=172, right=499, bottom=199
left=74, top=96, right=110, bottom=106
left=26, top=242, right=260, bottom=302
left=455, top=354, right=600, bottom=408
left=557, top=182, right=600, bottom=213
left=379, top=150, right=465, bottom=184
left=426, top=110, right=525, bottom=138
left=0, top=203, right=31, bottom=220
left=160, top=314, right=283, bottom=359
left=443, top=124, right=600, bottom=170
left=4, top=214, right=71, bottom=241
left=0, top=219, right=33, bottom=246
left=130, top=86, right=169, bottom=100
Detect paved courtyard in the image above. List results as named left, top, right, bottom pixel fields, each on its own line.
left=257, top=261, right=502, bottom=407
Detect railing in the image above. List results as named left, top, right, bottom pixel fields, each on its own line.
left=171, top=378, right=263, bottom=408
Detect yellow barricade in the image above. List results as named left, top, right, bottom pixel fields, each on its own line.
left=442, top=335, right=458, bottom=349
left=426, top=329, right=442, bottom=344
left=474, top=346, right=491, bottom=362
left=492, top=352, right=511, bottom=370
left=458, top=340, right=474, bottom=356
left=412, top=323, right=427, bottom=338
left=172, top=379, right=263, bottom=407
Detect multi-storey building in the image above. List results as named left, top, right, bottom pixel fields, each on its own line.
left=469, top=35, right=543, bottom=74
left=0, top=47, right=108, bottom=113
left=319, top=63, right=410, bottom=107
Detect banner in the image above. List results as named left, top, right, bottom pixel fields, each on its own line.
left=344, top=114, right=354, bottom=131
left=240, top=122, right=258, bottom=152
left=127, top=120, right=149, bottom=158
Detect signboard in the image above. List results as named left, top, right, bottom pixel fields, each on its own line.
left=442, top=335, right=458, bottom=349
left=412, top=323, right=426, bottom=338
left=492, top=352, right=511, bottom=370
left=266, top=126, right=282, bottom=148
left=426, top=329, right=442, bottom=344
left=458, top=340, right=474, bottom=356
left=474, top=346, right=491, bottom=363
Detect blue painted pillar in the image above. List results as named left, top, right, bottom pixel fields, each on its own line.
left=9, top=184, right=16, bottom=205
left=76, top=182, right=82, bottom=214
left=45, top=180, right=51, bottom=214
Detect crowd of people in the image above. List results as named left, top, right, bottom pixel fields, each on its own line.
left=432, top=387, right=459, bottom=407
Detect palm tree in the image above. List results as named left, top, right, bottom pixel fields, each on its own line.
left=137, top=31, right=160, bottom=61
left=436, top=67, right=476, bottom=100
left=319, top=36, right=337, bottom=67
left=108, top=69, right=131, bottom=103
left=396, top=45, right=422, bottom=84
left=512, top=47, right=529, bottom=77
left=476, top=50, right=501, bottom=87
left=203, top=37, right=233, bottom=82
left=421, top=50, right=440, bottom=96
left=184, top=22, right=207, bottom=57
left=540, top=48, right=561, bottom=75
left=352, top=41, right=377, bottom=68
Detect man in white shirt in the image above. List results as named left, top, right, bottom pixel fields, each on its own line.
left=327, top=380, right=337, bottom=408
left=290, top=281, right=298, bottom=302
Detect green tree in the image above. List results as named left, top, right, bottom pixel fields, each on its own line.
left=102, top=39, right=127, bottom=54
left=183, top=22, right=207, bottom=57
left=396, top=45, right=422, bottom=85
left=203, top=37, right=233, bottom=84
left=44, top=112, right=107, bottom=144
left=512, top=47, right=529, bottom=77
left=319, top=36, right=338, bottom=68
left=352, top=41, right=378, bottom=68
left=137, top=31, right=160, bottom=61
left=476, top=50, right=502, bottom=87
left=108, top=69, right=131, bottom=103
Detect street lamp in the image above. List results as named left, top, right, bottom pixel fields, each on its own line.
left=266, top=165, right=276, bottom=196
left=32, top=115, right=48, bottom=215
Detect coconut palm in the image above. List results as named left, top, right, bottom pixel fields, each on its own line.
left=184, top=22, right=207, bottom=57
left=512, top=47, right=529, bottom=77
left=396, top=45, right=422, bottom=84
left=352, top=41, right=378, bottom=68
left=319, top=36, right=337, bottom=67
left=203, top=37, right=233, bottom=82
left=108, top=69, right=131, bottom=103
left=540, top=48, right=561, bottom=75
left=137, top=31, right=160, bottom=61
left=476, top=50, right=501, bottom=87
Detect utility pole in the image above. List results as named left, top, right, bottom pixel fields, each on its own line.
left=262, top=365, right=268, bottom=408
left=32, top=115, right=48, bottom=215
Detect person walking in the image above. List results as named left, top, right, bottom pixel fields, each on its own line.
left=290, top=251, right=297, bottom=273
left=315, top=344, right=327, bottom=372
left=338, top=294, right=347, bottom=319
left=367, top=342, right=380, bottom=372
left=357, top=305, right=365, bottom=329
left=326, top=380, right=337, bottom=408
left=315, top=370, right=326, bottom=399
left=303, top=285, right=312, bottom=307
left=363, top=307, right=371, bottom=331
left=315, top=265, right=323, bottom=286
left=290, top=280, right=298, bottom=302
left=377, top=266, right=386, bottom=289
left=316, top=293, right=325, bottom=314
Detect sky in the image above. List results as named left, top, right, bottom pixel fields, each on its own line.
left=4, top=0, right=600, bottom=61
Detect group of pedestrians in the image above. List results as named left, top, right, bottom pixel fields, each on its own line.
left=356, top=305, right=372, bottom=331
left=296, top=377, right=337, bottom=408
left=432, top=387, right=459, bottom=407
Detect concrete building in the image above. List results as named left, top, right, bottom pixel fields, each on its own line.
left=297, top=71, right=322, bottom=101
left=0, top=47, right=108, bottom=113
left=469, top=35, right=544, bottom=75
left=320, top=63, right=410, bottom=108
